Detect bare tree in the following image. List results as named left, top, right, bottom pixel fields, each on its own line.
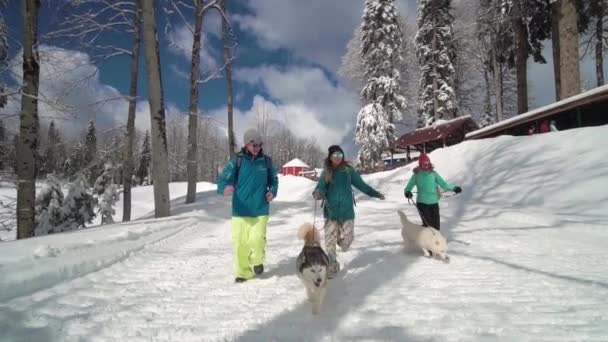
left=17, top=0, right=41, bottom=239
left=141, top=0, right=170, bottom=218
left=186, top=0, right=204, bottom=204
left=123, top=0, right=142, bottom=221
left=222, top=0, right=236, bottom=158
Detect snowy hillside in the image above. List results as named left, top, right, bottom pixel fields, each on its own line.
left=1, top=126, right=608, bottom=341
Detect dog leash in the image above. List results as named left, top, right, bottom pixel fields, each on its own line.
left=312, top=198, right=320, bottom=229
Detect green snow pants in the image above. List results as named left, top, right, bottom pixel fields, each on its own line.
left=231, top=216, right=269, bottom=279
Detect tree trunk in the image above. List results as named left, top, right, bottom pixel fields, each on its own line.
left=186, top=0, right=204, bottom=204
left=222, top=0, right=236, bottom=158
left=431, top=2, right=439, bottom=123
left=141, top=0, right=170, bottom=218
left=122, top=0, right=141, bottom=222
left=558, top=0, right=581, bottom=99
left=551, top=1, right=561, bottom=101
left=512, top=0, right=528, bottom=114
left=491, top=48, right=504, bottom=122
left=596, top=6, right=604, bottom=87
left=17, top=0, right=40, bottom=239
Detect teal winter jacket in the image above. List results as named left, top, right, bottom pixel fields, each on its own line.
left=315, top=165, right=381, bottom=222
left=217, top=149, right=279, bottom=217
left=404, top=168, right=455, bottom=205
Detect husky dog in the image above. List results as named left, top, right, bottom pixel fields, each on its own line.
left=296, top=223, right=329, bottom=315
left=397, top=210, right=450, bottom=262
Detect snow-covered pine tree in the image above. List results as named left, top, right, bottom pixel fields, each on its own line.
left=136, top=130, right=151, bottom=185
left=83, top=120, right=99, bottom=185
left=355, top=0, right=407, bottom=167
left=355, top=103, right=392, bottom=169
left=64, top=143, right=84, bottom=179
left=43, top=121, right=62, bottom=175
left=60, top=175, right=96, bottom=231
left=34, top=174, right=65, bottom=235
left=94, top=163, right=118, bottom=224
left=415, top=0, right=457, bottom=127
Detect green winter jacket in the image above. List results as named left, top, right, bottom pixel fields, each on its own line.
left=217, top=149, right=279, bottom=217
left=404, top=168, right=455, bottom=205
left=315, top=165, right=381, bottom=222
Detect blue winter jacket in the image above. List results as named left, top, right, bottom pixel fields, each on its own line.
left=217, top=149, right=279, bottom=217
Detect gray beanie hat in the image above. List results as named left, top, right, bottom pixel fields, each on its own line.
left=243, top=128, right=263, bottom=145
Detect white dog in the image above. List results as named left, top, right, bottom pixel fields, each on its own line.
left=296, top=223, right=329, bottom=315
left=397, top=210, right=450, bottom=262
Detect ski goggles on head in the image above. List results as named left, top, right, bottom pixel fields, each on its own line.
left=331, top=152, right=344, bottom=158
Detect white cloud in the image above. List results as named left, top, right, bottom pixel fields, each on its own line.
left=211, top=65, right=360, bottom=149
left=234, top=0, right=415, bottom=70
left=166, top=24, right=220, bottom=76
left=1, top=45, right=179, bottom=141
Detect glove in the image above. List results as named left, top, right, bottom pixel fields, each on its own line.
left=453, top=186, right=462, bottom=194
left=404, top=191, right=413, bottom=199
left=378, top=193, right=385, bottom=200
left=223, top=185, right=234, bottom=196
left=312, top=189, right=324, bottom=200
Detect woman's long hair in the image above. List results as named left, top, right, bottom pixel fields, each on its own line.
left=324, top=157, right=351, bottom=184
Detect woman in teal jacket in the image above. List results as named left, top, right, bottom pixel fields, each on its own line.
left=313, top=145, right=384, bottom=278
left=218, top=129, right=279, bottom=283
left=404, top=153, right=461, bottom=231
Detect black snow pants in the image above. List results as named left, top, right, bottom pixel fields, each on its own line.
left=416, top=203, right=440, bottom=231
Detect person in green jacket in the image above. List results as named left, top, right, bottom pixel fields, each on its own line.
left=217, top=129, right=279, bottom=283
left=404, top=153, right=461, bottom=231
left=312, top=145, right=384, bottom=278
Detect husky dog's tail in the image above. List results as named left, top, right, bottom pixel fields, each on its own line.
left=297, top=222, right=320, bottom=244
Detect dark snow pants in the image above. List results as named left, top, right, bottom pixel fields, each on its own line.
left=416, top=203, right=440, bottom=231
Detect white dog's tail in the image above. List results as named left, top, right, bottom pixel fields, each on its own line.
left=297, top=222, right=320, bottom=244
left=397, top=210, right=411, bottom=228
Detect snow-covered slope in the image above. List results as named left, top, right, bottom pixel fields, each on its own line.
left=1, top=126, right=607, bottom=341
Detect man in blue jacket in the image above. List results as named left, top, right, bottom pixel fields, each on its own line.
left=217, top=129, right=279, bottom=283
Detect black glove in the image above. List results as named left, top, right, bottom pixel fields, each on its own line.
left=404, top=191, right=413, bottom=199
left=312, top=189, right=324, bottom=200
left=453, top=186, right=462, bottom=194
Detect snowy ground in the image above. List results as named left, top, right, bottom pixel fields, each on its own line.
left=1, top=126, right=608, bottom=341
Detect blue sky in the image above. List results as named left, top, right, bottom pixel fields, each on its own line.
left=2, top=0, right=606, bottom=154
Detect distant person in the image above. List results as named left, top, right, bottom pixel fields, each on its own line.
left=217, top=129, right=279, bottom=283
left=550, top=120, right=559, bottom=132
left=540, top=120, right=550, bottom=133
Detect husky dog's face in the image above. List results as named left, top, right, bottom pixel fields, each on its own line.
left=302, top=264, right=327, bottom=287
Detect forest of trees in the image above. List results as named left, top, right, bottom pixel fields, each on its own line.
left=0, top=0, right=601, bottom=238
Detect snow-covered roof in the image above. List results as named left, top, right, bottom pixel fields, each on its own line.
left=381, top=152, right=420, bottom=160
left=282, top=158, right=310, bottom=168
left=396, top=115, right=479, bottom=148
left=466, top=84, right=608, bottom=139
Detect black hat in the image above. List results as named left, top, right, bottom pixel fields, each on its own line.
left=328, top=145, right=344, bottom=157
